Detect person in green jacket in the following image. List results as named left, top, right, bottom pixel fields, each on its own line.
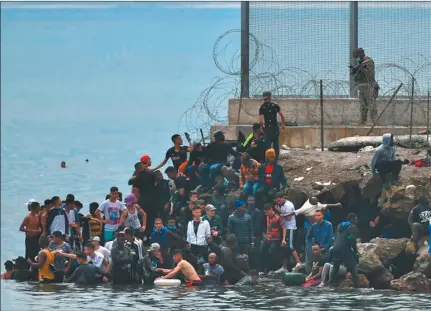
left=203, top=204, right=223, bottom=244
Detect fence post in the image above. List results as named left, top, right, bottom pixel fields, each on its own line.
left=427, top=91, right=430, bottom=145
left=409, top=78, right=415, bottom=142
left=320, top=80, right=324, bottom=151
left=349, top=1, right=358, bottom=98
left=240, top=1, right=250, bottom=99
left=366, top=83, right=403, bottom=136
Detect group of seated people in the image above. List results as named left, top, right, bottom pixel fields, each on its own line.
left=3, top=130, right=431, bottom=288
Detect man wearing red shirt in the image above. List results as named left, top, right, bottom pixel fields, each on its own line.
left=259, top=203, right=287, bottom=275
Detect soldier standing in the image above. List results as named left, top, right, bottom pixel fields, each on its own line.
left=350, top=48, right=378, bottom=125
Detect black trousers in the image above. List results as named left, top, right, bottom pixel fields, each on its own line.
left=330, top=252, right=359, bottom=288
left=25, top=235, right=40, bottom=260
left=375, top=160, right=402, bottom=183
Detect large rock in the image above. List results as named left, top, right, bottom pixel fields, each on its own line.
left=390, top=272, right=431, bottom=292
left=360, top=173, right=383, bottom=200
left=338, top=273, right=369, bottom=289
left=367, top=267, right=394, bottom=289
left=414, top=252, right=431, bottom=278
left=286, top=187, right=309, bottom=209
left=370, top=237, right=409, bottom=261
left=357, top=243, right=383, bottom=273
left=380, top=185, right=416, bottom=219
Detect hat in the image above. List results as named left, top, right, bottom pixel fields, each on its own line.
left=149, top=243, right=161, bottom=252
left=213, top=130, right=224, bottom=138
left=52, top=231, right=64, bottom=238
left=124, top=193, right=136, bottom=206
left=140, top=154, right=150, bottom=163
left=265, top=148, right=276, bottom=159
left=164, top=166, right=176, bottom=174
left=91, top=236, right=100, bottom=242
left=262, top=91, right=272, bottom=98
left=12, top=256, right=26, bottom=263
left=25, top=199, right=37, bottom=205
left=234, top=200, right=245, bottom=209
left=205, top=204, right=216, bottom=212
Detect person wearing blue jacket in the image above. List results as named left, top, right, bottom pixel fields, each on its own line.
left=329, top=213, right=360, bottom=288
left=306, top=209, right=334, bottom=273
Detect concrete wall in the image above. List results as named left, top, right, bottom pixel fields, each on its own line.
left=228, top=98, right=430, bottom=126
left=211, top=125, right=427, bottom=148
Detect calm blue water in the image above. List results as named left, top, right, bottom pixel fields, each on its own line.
left=2, top=3, right=431, bottom=310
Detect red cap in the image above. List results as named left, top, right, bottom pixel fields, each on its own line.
left=140, top=155, right=150, bottom=163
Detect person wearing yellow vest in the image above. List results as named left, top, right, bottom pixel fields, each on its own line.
left=27, top=236, right=56, bottom=283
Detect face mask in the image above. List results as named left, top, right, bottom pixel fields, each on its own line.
left=167, top=225, right=177, bottom=231
left=356, top=58, right=361, bottom=64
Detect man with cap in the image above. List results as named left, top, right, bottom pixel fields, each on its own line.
left=256, top=148, right=288, bottom=207
left=203, top=204, right=223, bottom=244
left=350, top=48, right=378, bottom=125
left=122, top=193, right=147, bottom=240
left=111, top=230, right=134, bottom=284
left=131, top=155, right=157, bottom=238
left=259, top=91, right=286, bottom=158
left=199, top=130, right=237, bottom=188
left=227, top=200, right=254, bottom=255
left=91, top=236, right=111, bottom=261
left=152, top=133, right=194, bottom=173
left=141, top=243, right=167, bottom=284
left=65, top=251, right=111, bottom=285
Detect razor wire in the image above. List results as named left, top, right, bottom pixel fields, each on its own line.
left=179, top=29, right=431, bottom=139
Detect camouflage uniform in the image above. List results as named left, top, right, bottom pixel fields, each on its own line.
left=353, top=54, right=377, bottom=125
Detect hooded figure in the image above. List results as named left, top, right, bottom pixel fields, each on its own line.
left=371, top=133, right=396, bottom=173
left=329, top=214, right=360, bottom=288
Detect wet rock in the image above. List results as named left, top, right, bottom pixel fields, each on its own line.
left=360, top=173, right=383, bottom=200
left=414, top=252, right=431, bottom=278
left=390, top=272, right=431, bottom=292
left=367, top=267, right=394, bottom=289
left=338, top=273, right=369, bottom=289
left=286, top=187, right=309, bottom=209
left=311, top=182, right=325, bottom=191
left=380, top=185, right=416, bottom=219
left=357, top=243, right=383, bottom=273
left=369, top=237, right=409, bottom=260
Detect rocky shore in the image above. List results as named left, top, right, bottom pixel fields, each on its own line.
left=278, top=146, right=431, bottom=292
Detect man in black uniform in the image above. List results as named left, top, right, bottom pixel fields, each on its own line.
left=259, top=91, right=286, bottom=158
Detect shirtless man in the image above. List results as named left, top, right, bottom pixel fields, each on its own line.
left=19, top=201, right=42, bottom=260
left=156, top=249, right=202, bottom=286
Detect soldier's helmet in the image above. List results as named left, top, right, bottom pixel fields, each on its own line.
left=353, top=48, right=365, bottom=58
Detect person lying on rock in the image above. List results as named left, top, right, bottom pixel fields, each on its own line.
left=370, top=133, right=404, bottom=187
left=408, top=194, right=431, bottom=253
left=284, top=196, right=342, bottom=227
left=328, top=213, right=360, bottom=288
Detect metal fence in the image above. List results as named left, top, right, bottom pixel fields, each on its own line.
left=243, top=1, right=431, bottom=98
left=180, top=1, right=431, bottom=138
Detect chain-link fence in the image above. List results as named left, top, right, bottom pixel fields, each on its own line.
left=179, top=2, right=431, bottom=139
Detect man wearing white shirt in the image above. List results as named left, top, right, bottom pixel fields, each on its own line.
left=84, top=243, right=109, bottom=272
left=187, top=206, right=211, bottom=260
left=91, top=236, right=111, bottom=261
left=95, top=187, right=127, bottom=242
left=274, top=192, right=302, bottom=274
left=285, top=196, right=342, bottom=227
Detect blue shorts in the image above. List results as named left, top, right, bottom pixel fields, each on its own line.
left=104, top=230, right=115, bottom=242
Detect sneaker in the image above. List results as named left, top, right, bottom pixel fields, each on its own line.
left=274, top=267, right=289, bottom=274
left=318, top=283, right=326, bottom=288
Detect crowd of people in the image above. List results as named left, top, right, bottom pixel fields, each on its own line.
left=3, top=90, right=431, bottom=289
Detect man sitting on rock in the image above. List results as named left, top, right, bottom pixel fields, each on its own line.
left=408, top=194, right=431, bottom=253
left=370, top=133, right=402, bottom=187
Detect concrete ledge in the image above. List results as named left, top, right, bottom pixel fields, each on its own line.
left=228, top=98, right=430, bottom=126
left=210, top=124, right=428, bottom=148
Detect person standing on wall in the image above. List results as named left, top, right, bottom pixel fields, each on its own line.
left=258, top=91, right=286, bottom=158
left=350, top=48, right=379, bottom=125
